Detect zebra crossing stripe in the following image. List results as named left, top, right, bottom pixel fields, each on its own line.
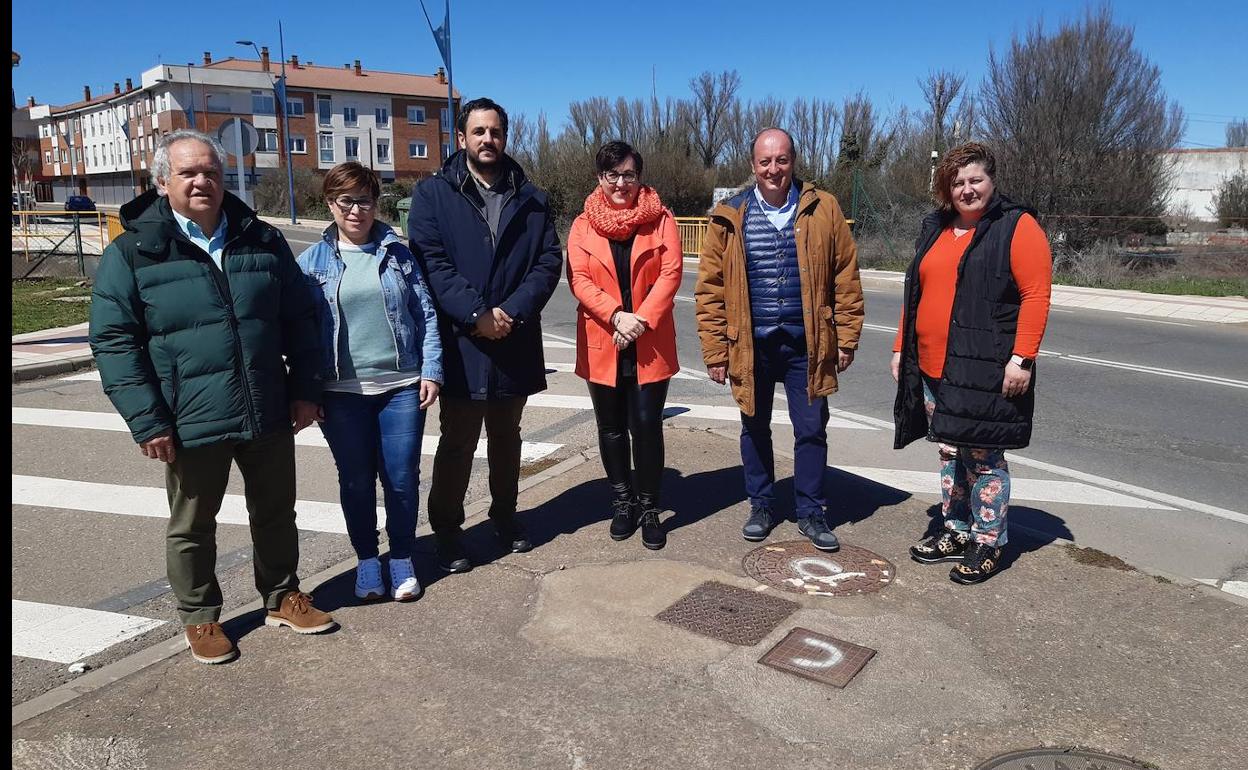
left=527, top=393, right=876, bottom=431
left=12, top=599, right=166, bottom=664
left=13, top=474, right=362, bottom=534
left=832, top=465, right=1176, bottom=510
left=10, top=408, right=562, bottom=464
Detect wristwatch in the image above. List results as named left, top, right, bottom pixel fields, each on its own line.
left=1009, top=354, right=1035, bottom=371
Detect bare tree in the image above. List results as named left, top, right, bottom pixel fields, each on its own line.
left=684, top=70, right=742, bottom=167
left=920, top=70, right=966, bottom=153
left=1227, top=118, right=1248, bottom=148
left=788, top=98, right=839, bottom=182
left=980, top=6, right=1184, bottom=245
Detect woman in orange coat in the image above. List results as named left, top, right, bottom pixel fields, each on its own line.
left=567, top=141, right=682, bottom=550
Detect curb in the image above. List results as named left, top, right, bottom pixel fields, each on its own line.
left=12, top=353, right=96, bottom=383
left=11, top=445, right=598, bottom=728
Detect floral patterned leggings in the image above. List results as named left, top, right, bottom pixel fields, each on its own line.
left=922, top=379, right=1009, bottom=547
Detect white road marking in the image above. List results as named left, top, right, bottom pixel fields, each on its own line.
left=543, top=361, right=696, bottom=380
left=11, top=408, right=562, bottom=464
left=527, top=393, right=875, bottom=431
left=1002, top=455, right=1248, bottom=525
left=864, top=322, right=898, bottom=333
left=833, top=465, right=1178, bottom=510
left=13, top=474, right=362, bottom=534
left=1139, top=319, right=1195, bottom=328
left=1222, top=581, right=1248, bottom=599
left=12, top=600, right=167, bottom=664
left=1037, top=351, right=1248, bottom=389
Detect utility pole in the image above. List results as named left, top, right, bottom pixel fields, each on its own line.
left=277, top=21, right=296, bottom=224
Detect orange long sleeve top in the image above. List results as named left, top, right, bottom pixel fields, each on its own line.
left=893, top=213, right=1052, bottom=379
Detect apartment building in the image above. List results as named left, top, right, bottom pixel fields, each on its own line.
left=29, top=50, right=459, bottom=206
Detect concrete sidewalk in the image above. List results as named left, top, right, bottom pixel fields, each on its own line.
left=11, top=426, right=1246, bottom=769
left=11, top=323, right=94, bottom=382
left=859, top=268, right=1248, bottom=324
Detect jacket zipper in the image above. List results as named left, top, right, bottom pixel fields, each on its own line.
left=216, top=221, right=260, bottom=436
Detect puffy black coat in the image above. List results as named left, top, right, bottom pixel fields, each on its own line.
left=407, top=151, right=563, bottom=400
left=893, top=195, right=1040, bottom=450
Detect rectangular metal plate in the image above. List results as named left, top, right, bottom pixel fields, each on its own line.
left=655, top=581, right=799, bottom=646
left=759, top=627, right=876, bottom=688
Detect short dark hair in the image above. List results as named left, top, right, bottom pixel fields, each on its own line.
left=456, top=97, right=508, bottom=136
left=594, top=141, right=644, bottom=177
left=323, top=161, right=380, bottom=201
left=751, top=127, right=797, bottom=161
left=933, top=142, right=997, bottom=211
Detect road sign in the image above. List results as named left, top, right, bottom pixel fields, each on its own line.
left=216, top=118, right=259, bottom=158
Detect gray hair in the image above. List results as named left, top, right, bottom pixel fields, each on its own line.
left=152, top=129, right=227, bottom=192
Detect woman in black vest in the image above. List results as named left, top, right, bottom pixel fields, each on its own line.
left=890, top=142, right=1053, bottom=584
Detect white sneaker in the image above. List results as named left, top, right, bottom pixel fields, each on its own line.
left=389, top=557, right=421, bottom=602
left=354, top=557, right=384, bottom=600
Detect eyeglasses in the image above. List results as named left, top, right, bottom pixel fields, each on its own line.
left=601, top=171, right=639, bottom=185
left=333, top=196, right=376, bottom=212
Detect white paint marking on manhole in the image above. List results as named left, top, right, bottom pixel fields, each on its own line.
left=790, top=636, right=845, bottom=670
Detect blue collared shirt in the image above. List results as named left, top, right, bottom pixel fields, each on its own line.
left=172, top=209, right=228, bottom=272
left=753, top=183, right=799, bottom=232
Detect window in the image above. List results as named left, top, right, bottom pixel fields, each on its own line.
left=252, top=91, right=276, bottom=115
left=258, top=129, right=279, bottom=152
left=317, top=96, right=332, bottom=125
left=319, top=133, right=334, bottom=162
left=440, top=108, right=450, bottom=129
left=409, top=141, right=427, bottom=159
left=407, top=105, right=425, bottom=124
left=53, top=148, right=60, bottom=163
left=441, top=142, right=451, bottom=160
left=286, top=98, right=305, bottom=117
left=376, top=139, right=390, bottom=163
left=345, top=137, right=359, bottom=160
left=375, top=107, right=389, bottom=126
left=343, top=107, right=358, bottom=126
left=288, top=136, right=307, bottom=154
left=44, top=151, right=51, bottom=164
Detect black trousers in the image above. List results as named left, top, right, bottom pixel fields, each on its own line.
left=427, top=395, right=527, bottom=533
left=587, top=376, right=670, bottom=502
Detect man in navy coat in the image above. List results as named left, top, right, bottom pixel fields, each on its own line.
left=408, top=97, right=563, bottom=573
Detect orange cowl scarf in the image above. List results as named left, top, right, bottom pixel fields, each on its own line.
left=582, top=185, right=665, bottom=240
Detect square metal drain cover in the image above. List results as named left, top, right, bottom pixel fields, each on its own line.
left=656, top=581, right=799, bottom=645
left=759, top=627, right=876, bottom=688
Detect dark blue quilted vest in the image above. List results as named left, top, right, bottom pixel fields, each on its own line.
left=743, top=196, right=803, bottom=338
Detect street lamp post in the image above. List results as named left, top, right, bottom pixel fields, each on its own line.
left=238, top=26, right=297, bottom=224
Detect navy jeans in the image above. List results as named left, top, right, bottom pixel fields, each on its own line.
left=319, top=385, right=426, bottom=560
left=740, top=332, right=830, bottom=519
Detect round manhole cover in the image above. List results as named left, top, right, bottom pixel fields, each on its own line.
left=975, top=749, right=1156, bottom=769
left=742, top=541, right=894, bottom=596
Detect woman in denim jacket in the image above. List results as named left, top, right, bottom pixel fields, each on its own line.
left=296, top=162, right=442, bottom=603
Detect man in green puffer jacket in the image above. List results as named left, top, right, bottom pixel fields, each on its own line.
left=89, top=129, right=335, bottom=665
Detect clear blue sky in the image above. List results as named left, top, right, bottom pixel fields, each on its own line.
left=12, top=0, right=1246, bottom=148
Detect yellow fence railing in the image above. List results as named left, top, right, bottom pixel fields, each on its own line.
left=11, top=210, right=113, bottom=262
left=674, top=215, right=856, bottom=259
left=675, top=216, right=707, bottom=257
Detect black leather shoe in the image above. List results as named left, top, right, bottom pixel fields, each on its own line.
left=608, top=496, right=637, bottom=541
left=797, top=514, right=840, bottom=552
left=494, top=515, right=533, bottom=553
left=638, top=496, right=666, bottom=550
left=742, top=504, right=776, bottom=542
left=435, top=531, right=472, bottom=573
left=910, top=529, right=972, bottom=564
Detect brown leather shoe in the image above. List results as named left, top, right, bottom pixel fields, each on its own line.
left=185, top=622, right=238, bottom=664
left=264, top=591, right=336, bottom=634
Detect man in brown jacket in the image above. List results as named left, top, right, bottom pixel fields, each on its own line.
left=695, top=128, right=864, bottom=551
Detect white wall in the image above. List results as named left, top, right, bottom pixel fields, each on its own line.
left=1164, top=149, right=1248, bottom=221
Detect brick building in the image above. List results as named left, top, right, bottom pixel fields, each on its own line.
left=28, top=50, right=460, bottom=206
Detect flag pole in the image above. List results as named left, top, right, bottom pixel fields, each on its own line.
left=420, top=0, right=455, bottom=159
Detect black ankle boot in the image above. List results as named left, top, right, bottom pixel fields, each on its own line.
left=608, top=486, right=637, bottom=541
left=638, top=494, right=666, bottom=550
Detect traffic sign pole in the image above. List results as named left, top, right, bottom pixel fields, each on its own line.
left=233, top=119, right=246, bottom=203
